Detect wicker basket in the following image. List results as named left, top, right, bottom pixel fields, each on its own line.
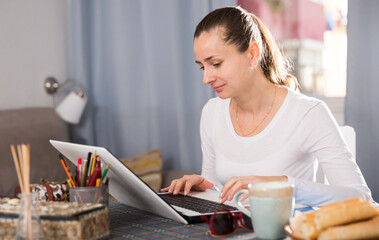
left=0, top=198, right=109, bottom=240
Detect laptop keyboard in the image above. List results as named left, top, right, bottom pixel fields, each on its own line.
left=160, top=194, right=238, bottom=213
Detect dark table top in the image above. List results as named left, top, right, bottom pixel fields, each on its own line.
left=108, top=201, right=257, bottom=240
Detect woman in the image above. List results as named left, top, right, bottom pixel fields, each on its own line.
left=161, top=6, right=372, bottom=207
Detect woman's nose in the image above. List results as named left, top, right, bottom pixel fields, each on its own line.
left=203, top=69, right=215, bottom=85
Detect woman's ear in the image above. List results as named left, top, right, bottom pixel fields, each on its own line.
left=249, top=42, right=260, bottom=66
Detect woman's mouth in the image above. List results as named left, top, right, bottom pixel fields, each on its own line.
left=213, top=84, right=225, bottom=92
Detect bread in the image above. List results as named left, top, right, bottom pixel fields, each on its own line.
left=290, top=198, right=379, bottom=240
left=318, top=216, right=379, bottom=240
left=315, top=198, right=378, bottom=230
left=290, top=211, right=320, bottom=239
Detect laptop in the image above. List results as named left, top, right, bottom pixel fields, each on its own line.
left=49, top=140, right=239, bottom=224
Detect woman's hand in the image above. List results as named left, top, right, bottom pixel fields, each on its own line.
left=160, top=174, right=214, bottom=195
left=219, top=175, right=288, bottom=204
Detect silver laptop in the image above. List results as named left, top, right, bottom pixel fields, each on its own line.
left=49, top=140, right=238, bottom=224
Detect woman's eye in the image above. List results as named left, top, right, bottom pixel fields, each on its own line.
left=213, top=63, right=221, bottom=67
left=199, top=66, right=204, bottom=71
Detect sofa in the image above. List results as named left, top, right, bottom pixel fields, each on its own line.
left=0, top=107, right=194, bottom=197
left=0, top=107, right=74, bottom=197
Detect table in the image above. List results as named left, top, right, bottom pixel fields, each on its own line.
left=109, top=201, right=257, bottom=240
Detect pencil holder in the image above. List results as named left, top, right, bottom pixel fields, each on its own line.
left=69, top=185, right=109, bottom=206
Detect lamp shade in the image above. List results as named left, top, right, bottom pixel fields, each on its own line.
left=55, top=92, right=87, bottom=124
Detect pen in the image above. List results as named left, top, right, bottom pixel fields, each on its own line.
left=80, top=159, right=88, bottom=187
left=87, top=152, right=93, bottom=178
left=90, top=152, right=97, bottom=175
left=59, top=154, right=77, bottom=188
left=96, top=178, right=102, bottom=187
left=101, top=164, right=110, bottom=180
left=76, top=157, right=82, bottom=185
left=94, top=178, right=102, bottom=203
left=61, top=154, right=78, bottom=187
left=87, top=157, right=102, bottom=187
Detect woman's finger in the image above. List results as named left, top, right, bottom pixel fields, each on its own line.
left=182, top=175, right=199, bottom=195
left=165, top=179, right=179, bottom=194
left=220, top=177, right=254, bottom=203
left=219, top=177, right=239, bottom=200
left=173, top=178, right=187, bottom=195
left=161, top=175, right=212, bottom=195
left=226, top=181, right=246, bottom=201
left=240, top=193, right=249, bottom=201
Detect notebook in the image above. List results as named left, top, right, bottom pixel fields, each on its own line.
left=49, top=140, right=238, bottom=224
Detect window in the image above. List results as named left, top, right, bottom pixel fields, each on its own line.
left=238, top=0, right=348, bottom=124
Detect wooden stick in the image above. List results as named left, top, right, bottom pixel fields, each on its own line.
left=10, top=145, right=25, bottom=194
left=16, top=145, right=26, bottom=193
left=22, top=144, right=32, bottom=240
left=10, top=144, right=34, bottom=238
left=23, top=144, right=30, bottom=193
left=21, top=145, right=26, bottom=191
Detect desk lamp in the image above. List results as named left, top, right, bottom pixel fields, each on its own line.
left=44, top=76, right=87, bottom=124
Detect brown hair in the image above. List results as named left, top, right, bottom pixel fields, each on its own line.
left=194, top=6, right=298, bottom=90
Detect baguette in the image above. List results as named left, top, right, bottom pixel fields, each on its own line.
left=314, top=198, right=378, bottom=230
left=318, top=216, right=379, bottom=240
left=290, top=198, right=379, bottom=240
left=290, top=210, right=320, bottom=239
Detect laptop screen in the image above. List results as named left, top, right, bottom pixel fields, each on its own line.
left=50, top=140, right=189, bottom=224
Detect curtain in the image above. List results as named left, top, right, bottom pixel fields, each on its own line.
left=346, top=0, right=379, bottom=201
left=67, top=0, right=235, bottom=173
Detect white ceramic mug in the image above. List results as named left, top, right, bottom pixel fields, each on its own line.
left=234, top=181, right=294, bottom=239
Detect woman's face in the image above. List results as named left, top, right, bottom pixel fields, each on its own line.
left=194, top=28, right=255, bottom=99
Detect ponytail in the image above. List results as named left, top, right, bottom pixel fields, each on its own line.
left=251, top=14, right=298, bottom=90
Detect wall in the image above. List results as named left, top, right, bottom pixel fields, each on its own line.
left=0, top=0, right=68, bottom=110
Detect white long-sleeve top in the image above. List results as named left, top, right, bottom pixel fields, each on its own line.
left=200, top=88, right=372, bottom=207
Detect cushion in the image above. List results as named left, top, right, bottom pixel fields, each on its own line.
left=120, top=149, right=162, bottom=192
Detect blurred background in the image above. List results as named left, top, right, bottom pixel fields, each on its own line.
left=1, top=0, right=378, bottom=200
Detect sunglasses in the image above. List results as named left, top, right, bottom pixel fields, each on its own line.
left=201, top=209, right=254, bottom=237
